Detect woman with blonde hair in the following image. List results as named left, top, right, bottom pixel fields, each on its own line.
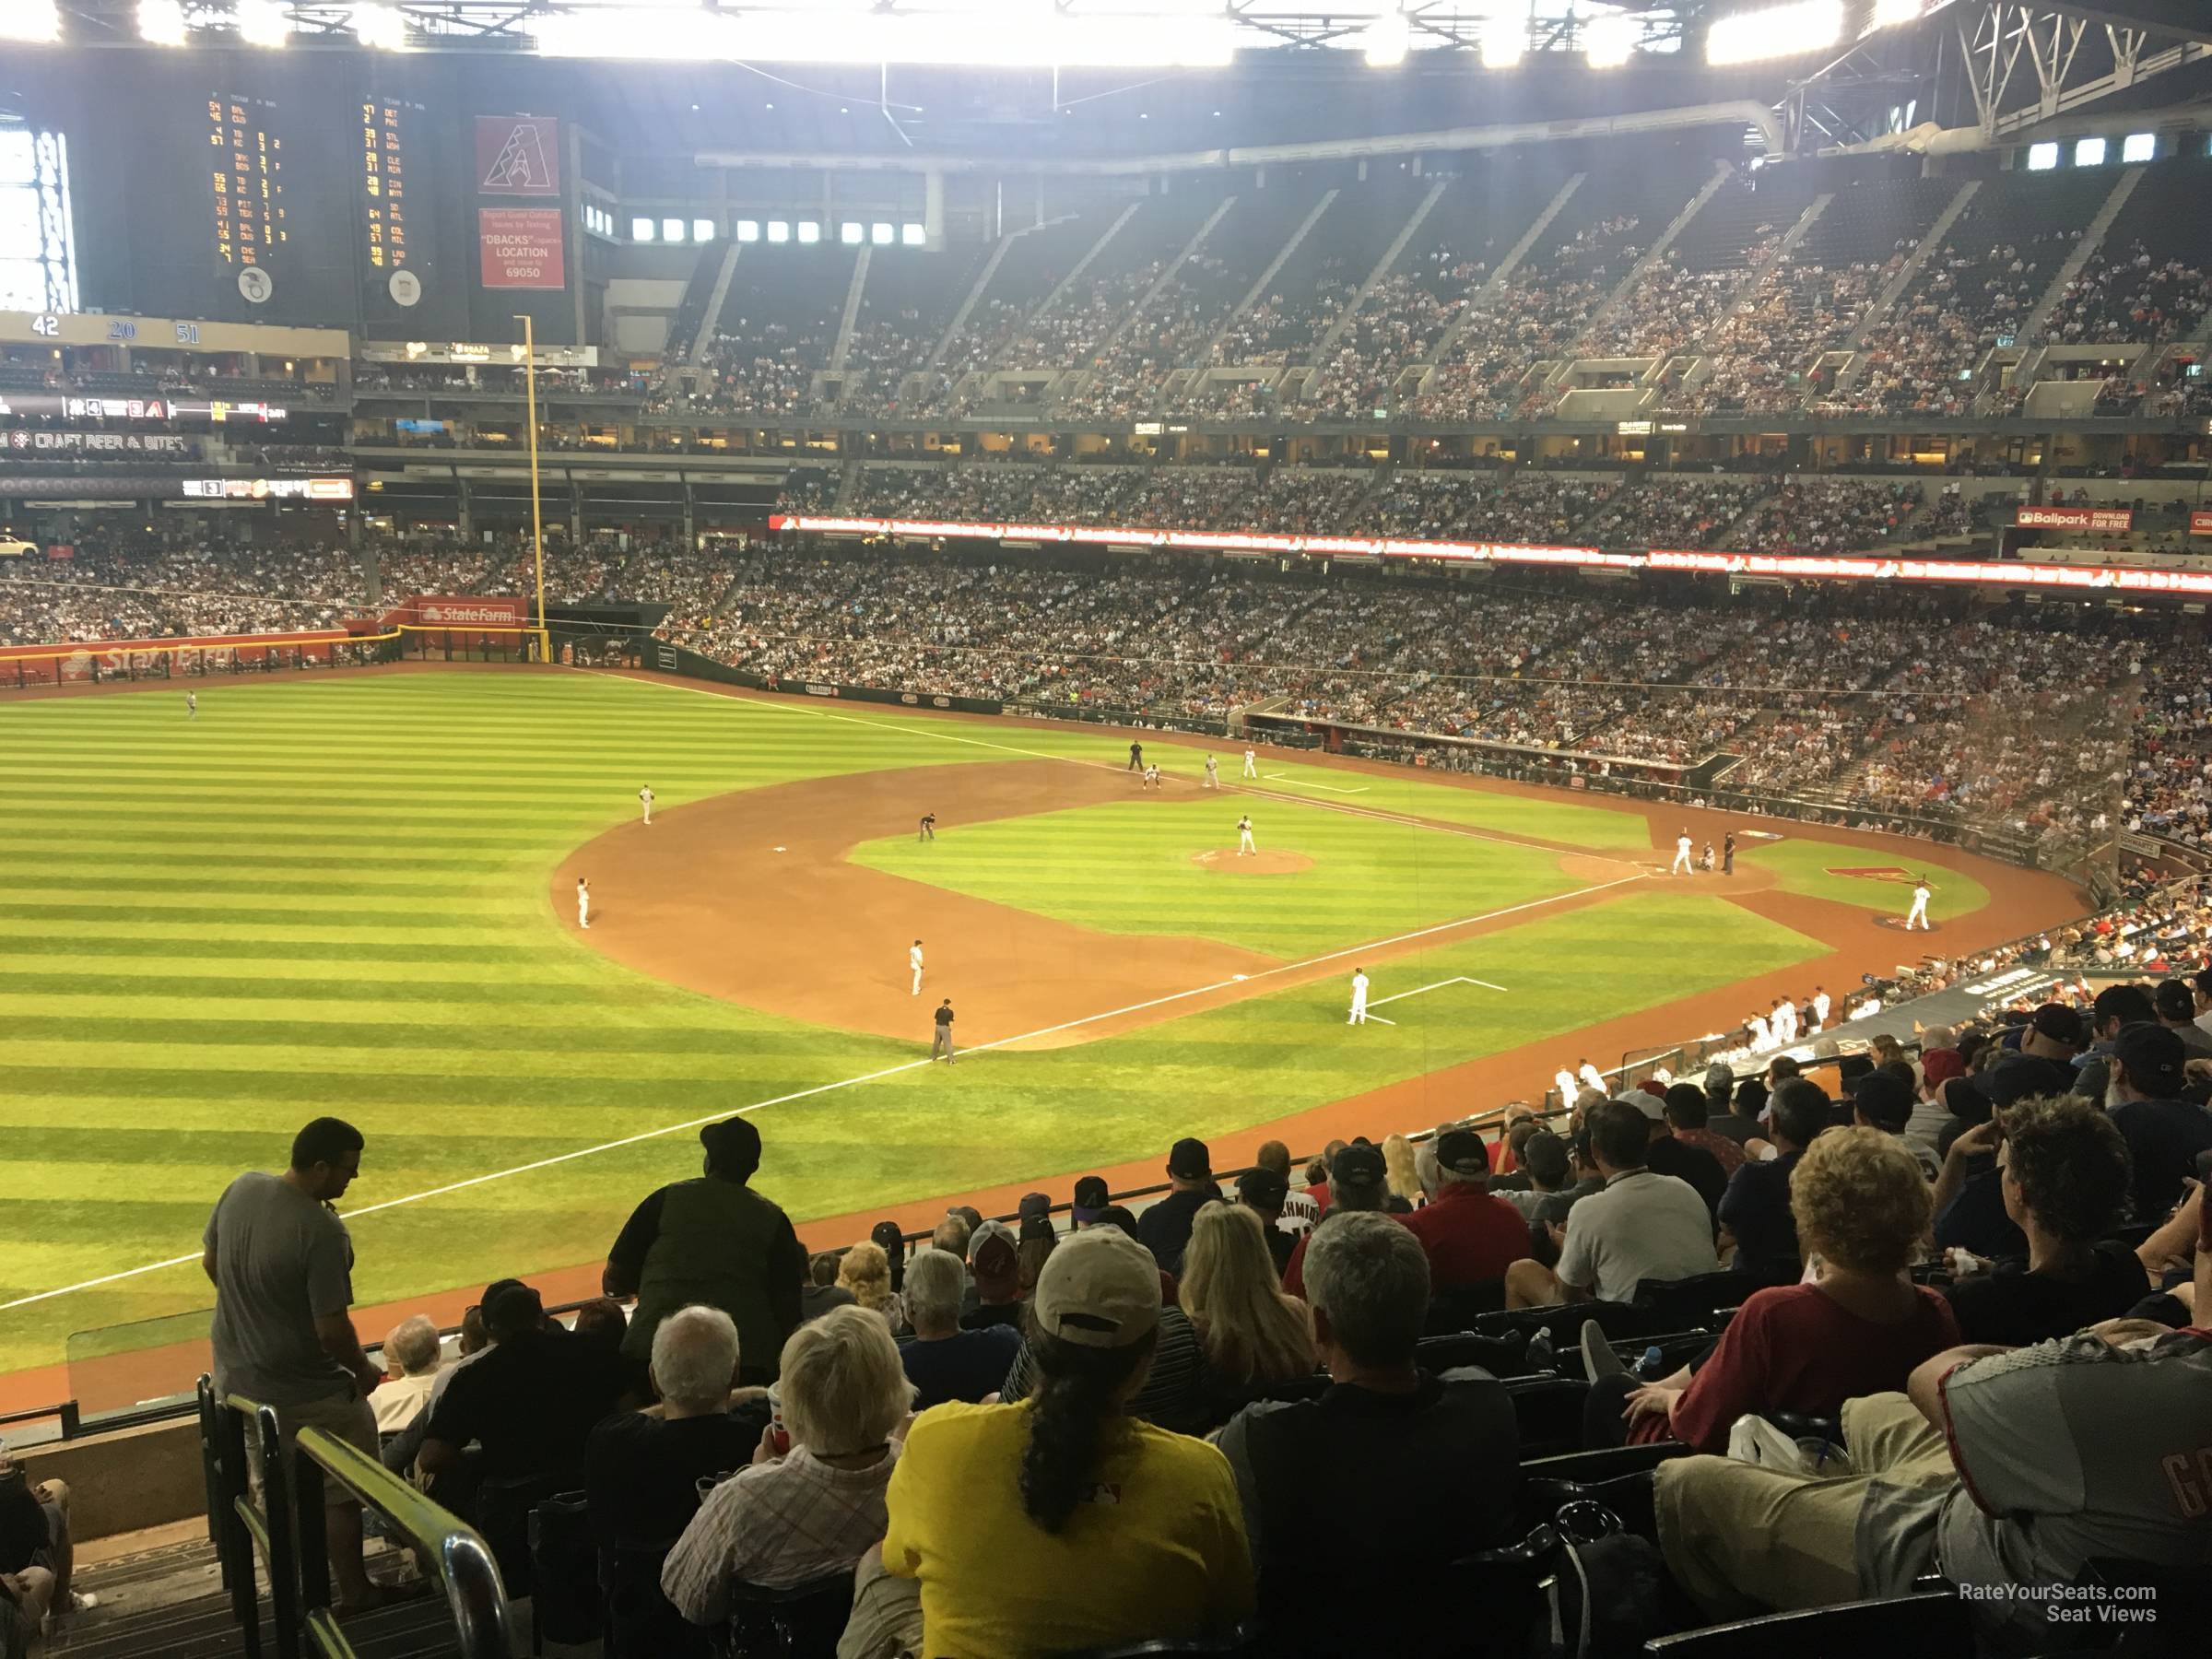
left=1381, top=1133, right=1423, bottom=1212
left=1179, top=1202, right=1314, bottom=1423
left=837, top=1240, right=905, bottom=1332
left=1583, top=1125, right=1959, bottom=1453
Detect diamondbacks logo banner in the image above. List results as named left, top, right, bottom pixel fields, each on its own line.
left=476, top=117, right=559, bottom=195
left=1826, top=865, right=1918, bottom=885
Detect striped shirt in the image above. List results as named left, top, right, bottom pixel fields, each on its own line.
left=661, top=1442, right=898, bottom=1621
left=998, top=1304, right=1214, bottom=1436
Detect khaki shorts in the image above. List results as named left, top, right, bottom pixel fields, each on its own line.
left=253, top=1391, right=380, bottom=1510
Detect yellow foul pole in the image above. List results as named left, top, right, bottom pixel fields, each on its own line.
left=516, top=312, right=547, bottom=654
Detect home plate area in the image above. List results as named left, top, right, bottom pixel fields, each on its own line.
left=1359, top=973, right=1509, bottom=1026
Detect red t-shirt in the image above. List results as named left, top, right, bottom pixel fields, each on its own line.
left=1396, top=1186, right=1531, bottom=1290
left=1652, top=1282, right=1962, bottom=1453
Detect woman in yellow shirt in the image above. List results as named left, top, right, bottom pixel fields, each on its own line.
left=880, top=1228, right=1254, bottom=1659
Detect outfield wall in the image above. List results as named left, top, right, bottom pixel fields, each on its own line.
left=0, top=629, right=371, bottom=688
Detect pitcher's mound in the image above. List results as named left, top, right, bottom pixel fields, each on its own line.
left=1191, top=849, right=1314, bottom=875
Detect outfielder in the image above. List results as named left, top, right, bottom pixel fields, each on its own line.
left=1236, top=815, right=1256, bottom=856
left=910, top=938, right=924, bottom=995
left=1671, top=830, right=1694, bottom=876
left=1348, top=968, right=1370, bottom=1025
left=1203, top=755, right=1219, bottom=789
left=576, top=877, right=591, bottom=930
left=1242, top=747, right=1257, bottom=779
left=639, top=784, right=654, bottom=826
left=1905, top=878, right=1933, bottom=931
left=186, top=691, right=197, bottom=719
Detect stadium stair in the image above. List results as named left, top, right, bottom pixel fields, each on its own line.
left=828, top=246, right=872, bottom=374
left=928, top=218, right=1066, bottom=369
left=1828, top=180, right=1981, bottom=398
left=685, top=242, right=745, bottom=370
left=1192, top=188, right=1340, bottom=368
left=1414, top=173, right=1587, bottom=383
left=1569, top=161, right=1736, bottom=364
left=2020, top=166, right=2145, bottom=343
left=1306, top=177, right=1450, bottom=363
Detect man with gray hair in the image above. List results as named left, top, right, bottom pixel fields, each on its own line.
left=583, top=1304, right=768, bottom=1556
left=1213, top=1212, right=1520, bottom=1656
left=371, top=1314, right=443, bottom=1433
left=895, top=1247, right=1020, bottom=1409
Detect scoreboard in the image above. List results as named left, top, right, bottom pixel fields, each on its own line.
left=359, top=95, right=420, bottom=278
left=206, top=93, right=288, bottom=274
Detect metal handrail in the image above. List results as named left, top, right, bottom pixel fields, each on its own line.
left=292, top=1426, right=517, bottom=1659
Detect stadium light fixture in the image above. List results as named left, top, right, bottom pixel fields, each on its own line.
left=351, top=4, right=407, bottom=49
left=236, top=0, right=293, bottom=47
left=0, top=2, right=61, bottom=43
left=1867, top=0, right=1930, bottom=27
left=1361, top=10, right=1412, bottom=68
left=1478, top=6, right=1523, bottom=68
left=1584, top=11, right=1639, bottom=68
left=1707, top=0, right=1841, bottom=66
left=137, top=0, right=189, bottom=44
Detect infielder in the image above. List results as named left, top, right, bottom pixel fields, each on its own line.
left=576, top=877, right=591, bottom=930
left=1671, top=830, right=1694, bottom=875
left=186, top=691, right=197, bottom=719
left=1242, top=747, right=1257, bottom=779
left=1203, top=754, right=1219, bottom=789
left=1236, top=815, right=1256, bottom=855
left=930, top=997, right=956, bottom=1064
left=1143, top=763, right=1160, bottom=790
left=910, top=938, right=924, bottom=995
left=1905, top=878, right=1933, bottom=931
left=639, top=784, right=654, bottom=826
left=918, top=812, right=936, bottom=842
left=1348, top=968, right=1370, bottom=1025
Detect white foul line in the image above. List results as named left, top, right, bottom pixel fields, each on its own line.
left=0, top=868, right=1643, bottom=1313
left=1264, top=771, right=1369, bottom=795
left=1366, top=973, right=1511, bottom=1008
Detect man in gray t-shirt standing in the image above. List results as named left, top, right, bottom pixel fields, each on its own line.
left=203, top=1117, right=385, bottom=1611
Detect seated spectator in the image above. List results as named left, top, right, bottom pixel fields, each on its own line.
left=872, top=1222, right=911, bottom=1293
left=1382, top=1132, right=1423, bottom=1212
left=1943, top=1097, right=2147, bottom=1345
left=1234, top=1165, right=1298, bottom=1276
left=1654, top=1191, right=2212, bottom=1647
left=1281, top=1142, right=1389, bottom=1298
left=1718, top=1079, right=1830, bottom=1283
left=1664, top=1084, right=1747, bottom=1177
left=1396, top=1128, right=1531, bottom=1295
left=838, top=1241, right=903, bottom=1331
left=1016, top=1218, right=1057, bottom=1299
left=1852, top=1072, right=1942, bottom=1180
left=662, top=1305, right=909, bottom=1620
left=1254, top=1140, right=1319, bottom=1234
left=1504, top=1100, right=1720, bottom=1307
left=0, top=1459, right=87, bottom=1635
left=897, top=1246, right=1019, bottom=1410
left=371, top=1314, right=443, bottom=1434
left=584, top=1305, right=767, bottom=1555
left=1905, top=1043, right=1967, bottom=1149
left=1179, top=1202, right=1315, bottom=1420
left=1584, top=1127, right=1959, bottom=1453
left=572, top=1297, right=629, bottom=1354
left=2104, top=1022, right=2212, bottom=1222
left=959, top=1220, right=1025, bottom=1331
left=1135, top=1137, right=1224, bottom=1276
left=1495, top=1128, right=1578, bottom=1223
left=1068, top=1175, right=1113, bottom=1228
left=802, top=1253, right=857, bottom=1323
left=1706, top=1067, right=1763, bottom=1144
left=1214, top=1212, right=1520, bottom=1657
left=1931, top=1059, right=2067, bottom=1260
left=2155, top=978, right=2212, bottom=1058
left=418, top=1283, right=636, bottom=1493
left=877, top=1228, right=1254, bottom=1656
left=1635, top=1090, right=1730, bottom=1218
left=2072, top=982, right=2157, bottom=1100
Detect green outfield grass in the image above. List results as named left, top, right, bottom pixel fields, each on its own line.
left=1735, top=838, right=1989, bottom=920
left=0, top=672, right=1846, bottom=1380
left=852, top=797, right=1582, bottom=959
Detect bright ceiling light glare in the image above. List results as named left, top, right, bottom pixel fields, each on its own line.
left=1478, top=5, right=1523, bottom=68
left=137, top=0, right=189, bottom=44
left=351, top=3, right=408, bottom=49
left=1870, top=0, right=1927, bottom=27
left=1361, top=10, right=1412, bottom=68
left=1708, top=0, right=1842, bottom=65
left=1583, top=11, right=1639, bottom=68
left=0, top=2, right=62, bottom=43
left=235, top=0, right=294, bottom=47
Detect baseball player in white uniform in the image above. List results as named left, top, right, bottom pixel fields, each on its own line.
left=1242, top=747, right=1257, bottom=778
left=1237, top=815, right=1256, bottom=855
left=1577, top=1059, right=1605, bottom=1094
left=1204, top=755, right=1219, bottom=789
left=1771, top=998, right=1795, bottom=1045
left=1348, top=969, right=1370, bottom=1025
left=1143, top=764, right=1160, bottom=791
left=186, top=691, right=197, bottom=719
left=1812, top=985, right=1831, bottom=1028
left=1554, top=1065, right=1579, bottom=1105
left=576, top=877, right=591, bottom=930
left=1747, top=1010, right=1771, bottom=1049
left=639, top=784, right=654, bottom=826
left=910, top=938, right=924, bottom=995
left=1671, top=830, right=1694, bottom=876
left=1905, top=879, right=1932, bottom=931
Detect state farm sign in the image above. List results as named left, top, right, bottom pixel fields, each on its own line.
left=411, top=596, right=525, bottom=628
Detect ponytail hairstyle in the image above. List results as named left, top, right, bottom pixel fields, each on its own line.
left=1017, top=1325, right=1159, bottom=1534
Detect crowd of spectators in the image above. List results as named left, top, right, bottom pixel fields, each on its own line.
left=2043, top=241, right=2212, bottom=346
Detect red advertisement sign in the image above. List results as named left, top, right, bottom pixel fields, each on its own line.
left=2191, top=512, right=2212, bottom=538
left=2015, top=505, right=2133, bottom=532
left=476, top=116, right=560, bottom=195
left=477, top=209, right=565, bottom=290
left=399, top=595, right=527, bottom=629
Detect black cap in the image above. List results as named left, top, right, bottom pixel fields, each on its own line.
left=1167, top=1137, right=1212, bottom=1181
left=700, top=1115, right=762, bottom=1178
left=1986, top=1053, right=2075, bottom=1107
left=1071, top=1175, right=1112, bottom=1222
left=1434, top=1128, right=1491, bottom=1179
left=1236, top=1166, right=1288, bottom=1209
left=2030, top=1002, right=2086, bottom=1046
left=1852, top=1071, right=1914, bottom=1133
left=869, top=1219, right=904, bottom=1254
left=2154, top=979, right=2195, bottom=1023
left=2112, top=1021, right=2186, bottom=1096
left=1331, top=1143, right=1386, bottom=1190
left=1018, top=1192, right=1053, bottom=1223
left=1521, top=1130, right=1571, bottom=1187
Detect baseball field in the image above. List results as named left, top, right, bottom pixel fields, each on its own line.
left=0, top=665, right=2077, bottom=1391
